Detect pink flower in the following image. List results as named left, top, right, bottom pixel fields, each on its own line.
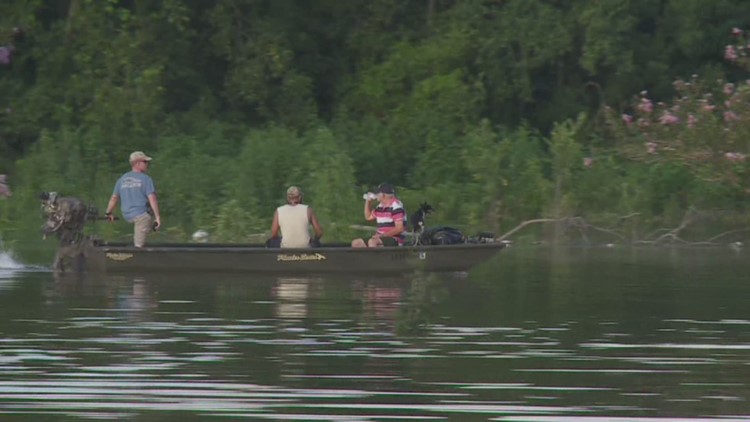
left=637, top=98, right=653, bottom=113
left=645, top=142, right=658, bottom=154
left=724, top=83, right=735, bottom=95
left=724, top=110, right=739, bottom=122
left=0, top=46, right=12, bottom=65
left=725, top=152, right=746, bottom=162
left=583, top=157, right=594, bottom=168
left=621, top=113, right=633, bottom=125
left=700, top=100, right=716, bottom=112
left=687, top=114, right=697, bottom=128
left=0, top=174, right=11, bottom=198
left=725, top=45, right=738, bottom=61
left=659, top=112, right=679, bottom=125
left=732, top=27, right=743, bottom=36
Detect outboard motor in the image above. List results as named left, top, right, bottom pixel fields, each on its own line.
left=39, top=192, right=93, bottom=273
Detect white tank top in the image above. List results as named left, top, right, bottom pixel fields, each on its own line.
left=277, top=204, right=311, bottom=248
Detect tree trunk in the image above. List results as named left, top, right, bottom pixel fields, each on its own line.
left=427, top=0, right=435, bottom=26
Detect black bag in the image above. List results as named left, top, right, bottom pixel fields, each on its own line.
left=420, top=226, right=466, bottom=245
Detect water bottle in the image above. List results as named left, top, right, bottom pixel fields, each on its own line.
left=362, top=192, right=378, bottom=201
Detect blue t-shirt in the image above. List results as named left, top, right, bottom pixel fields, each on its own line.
left=113, top=171, right=156, bottom=221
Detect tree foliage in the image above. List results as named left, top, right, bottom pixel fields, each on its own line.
left=2, top=0, right=750, bottom=246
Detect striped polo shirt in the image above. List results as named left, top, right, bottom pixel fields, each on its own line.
left=372, top=198, right=406, bottom=245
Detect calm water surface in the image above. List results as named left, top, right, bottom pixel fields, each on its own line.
left=0, top=245, right=748, bottom=421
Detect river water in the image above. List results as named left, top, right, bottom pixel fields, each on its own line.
left=0, top=244, right=748, bottom=421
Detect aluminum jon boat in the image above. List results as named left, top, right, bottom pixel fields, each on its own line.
left=81, top=240, right=507, bottom=274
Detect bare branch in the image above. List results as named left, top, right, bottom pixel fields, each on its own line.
left=498, top=216, right=630, bottom=243
left=497, top=218, right=557, bottom=242
left=618, top=212, right=641, bottom=221
left=706, top=228, right=749, bottom=243
left=576, top=220, right=627, bottom=242
left=644, top=227, right=672, bottom=241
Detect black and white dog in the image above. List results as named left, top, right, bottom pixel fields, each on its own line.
left=409, top=202, right=434, bottom=241
left=39, top=192, right=96, bottom=273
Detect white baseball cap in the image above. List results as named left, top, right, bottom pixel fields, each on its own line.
left=129, top=151, right=153, bottom=164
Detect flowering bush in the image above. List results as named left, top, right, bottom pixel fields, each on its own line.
left=0, top=175, right=10, bottom=198
left=605, top=28, right=750, bottom=188
left=0, top=46, right=13, bottom=65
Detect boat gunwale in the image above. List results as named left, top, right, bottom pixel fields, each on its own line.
left=95, top=241, right=507, bottom=254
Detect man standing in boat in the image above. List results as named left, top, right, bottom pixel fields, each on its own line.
left=270, top=186, right=324, bottom=248
left=351, top=183, right=406, bottom=247
left=104, top=151, right=162, bottom=247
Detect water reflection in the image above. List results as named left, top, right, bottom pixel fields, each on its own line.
left=0, top=247, right=748, bottom=420
left=0, top=248, right=36, bottom=292
left=360, top=280, right=402, bottom=321
left=0, top=272, right=21, bottom=292
left=117, top=278, right=158, bottom=318
left=273, top=277, right=312, bottom=319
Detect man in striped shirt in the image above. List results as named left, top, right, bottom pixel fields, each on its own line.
left=351, top=183, right=406, bottom=247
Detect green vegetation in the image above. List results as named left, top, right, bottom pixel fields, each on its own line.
left=1, top=0, right=749, bottom=246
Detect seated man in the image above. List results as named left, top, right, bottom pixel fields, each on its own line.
left=270, top=186, right=324, bottom=248
left=351, top=183, right=406, bottom=247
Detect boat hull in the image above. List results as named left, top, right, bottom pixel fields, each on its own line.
left=83, top=241, right=506, bottom=274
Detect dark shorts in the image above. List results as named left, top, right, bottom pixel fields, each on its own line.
left=381, top=236, right=399, bottom=247
left=359, top=236, right=400, bottom=247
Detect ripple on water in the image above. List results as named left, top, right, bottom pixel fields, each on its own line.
left=1, top=252, right=749, bottom=420
left=492, top=418, right=750, bottom=422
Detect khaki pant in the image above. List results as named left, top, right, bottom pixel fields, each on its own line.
left=132, top=213, right=153, bottom=247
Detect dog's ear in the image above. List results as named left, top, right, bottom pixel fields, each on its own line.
left=39, top=192, right=50, bottom=201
